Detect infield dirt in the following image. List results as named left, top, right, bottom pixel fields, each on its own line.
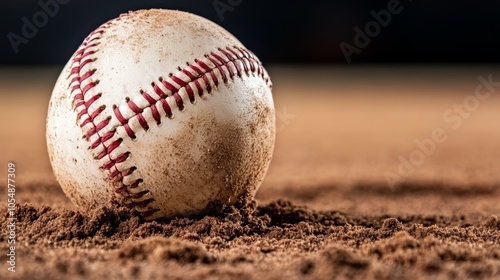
left=1, top=66, right=500, bottom=279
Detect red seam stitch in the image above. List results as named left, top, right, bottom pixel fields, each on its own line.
left=109, top=169, right=122, bottom=182
left=135, top=198, right=155, bottom=207
left=72, top=15, right=159, bottom=217
left=86, top=117, right=110, bottom=139
left=194, top=79, right=203, bottom=96
left=160, top=99, right=173, bottom=117
left=129, top=179, right=142, bottom=189
left=161, top=79, right=178, bottom=93
left=240, top=57, right=250, bottom=73
left=76, top=108, right=87, bottom=120
left=206, top=54, right=221, bottom=66
left=197, top=60, right=211, bottom=71
left=69, top=17, right=159, bottom=214
left=141, top=91, right=156, bottom=105
left=101, top=160, right=116, bottom=170
left=95, top=117, right=110, bottom=131
left=74, top=50, right=96, bottom=63
left=114, top=106, right=128, bottom=125
left=79, top=70, right=96, bottom=82
left=153, top=83, right=167, bottom=98
left=114, top=47, right=270, bottom=137
left=106, top=139, right=123, bottom=154
left=150, top=104, right=161, bottom=123
left=78, top=58, right=95, bottom=72
left=210, top=53, right=230, bottom=82
left=227, top=47, right=242, bottom=59
left=114, top=152, right=130, bottom=163
left=78, top=93, right=101, bottom=111
left=189, top=64, right=204, bottom=76
left=80, top=117, right=92, bottom=128
left=209, top=68, right=219, bottom=87
left=81, top=81, right=98, bottom=96
left=124, top=123, right=135, bottom=139
left=114, top=185, right=128, bottom=193
left=202, top=74, right=212, bottom=93
left=171, top=75, right=187, bottom=87
left=131, top=190, right=150, bottom=199
left=219, top=48, right=236, bottom=60
left=89, top=105, right=105, bottom=120
left=173, top=92, right=184, bottom=109
left=121, top=166, right=136, bottom=177
left=185, top=83, right=195, bottom=103
left=127, top=100, right=143, bottom=114
left=136, top=113, right=148, bottom=129
left=90, top=131, right=114, bottom=149
left=233, top=60, right=243, bottom=77
left=114, top=47, right=270, bottom=139
left=211, top=52, right=227, bottom=65
left=181, top=69, right=197, bottom=80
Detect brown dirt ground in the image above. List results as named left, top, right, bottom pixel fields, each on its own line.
left=1, top=66, right=500, bottom=279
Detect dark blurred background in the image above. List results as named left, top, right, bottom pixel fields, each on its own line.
left=2, top=0, right=500, bottom=65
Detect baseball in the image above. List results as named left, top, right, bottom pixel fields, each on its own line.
left=46, top=9, right=275, bottom=220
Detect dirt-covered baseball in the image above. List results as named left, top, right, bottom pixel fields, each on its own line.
left=46, top=9, right=275, bottom=220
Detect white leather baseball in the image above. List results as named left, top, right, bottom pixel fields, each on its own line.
left=46, top=9, right=275, bottom=220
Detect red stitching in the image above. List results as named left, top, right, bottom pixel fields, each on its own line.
left=90, top=130, right=114, bottom=149
left=203, top=74, right=212, bottom=93
left=189, top=63, right=204, bottom=76
left=151, top=104, right=161, bottom=123
left=181, top=68, right=197, bottom=80
left=68, top=16, right=154, bottom=213
left=113, top=106, right=128, bottom=125
left=127, top=100, right=143, bottom=114
left=121, top=166, right=136, bottom=177
left=171, top=75, right=187, bottom=87
left=124, top=124, right=136, bottom=139
left=197, top=60, right=211, bottom=71
left=141, top=90, right=156, bottom=105
left=185, top=83, right=195, bottom=103
left=160, top=98, right=173, bottom=117
left=135, top=198, right=155, bottom=208
left=209, top=68, right=219, bottom=87
left=136, top=114, right=148, bottom=130
left=173, top=92, right=184, bottom=110
left=129, top=179, right=142, bottom=189
left=115, top=152, right=130, bottom=163
left=131, top=190, right=150, bottom=199
left=161, top=79, right=178, bottom=93
left=153, top=82, right=166, bottom=98
left=194, top=79, right=203, bottom=95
